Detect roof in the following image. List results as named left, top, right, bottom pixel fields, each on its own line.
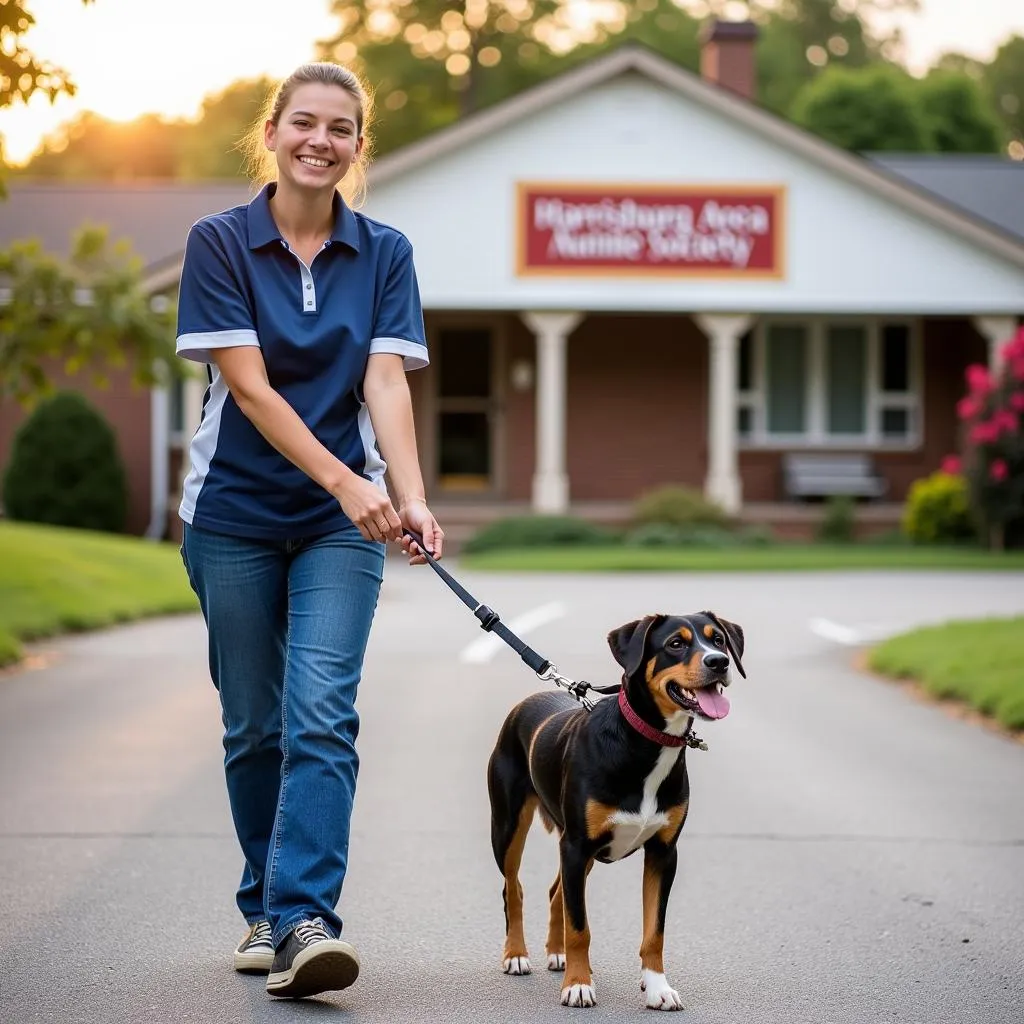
left=366, top=44, right=1024, bottom=270
left=0, top=180, right=251, bottom=284
left=866, top=154, right=1024, bottom=245
left=3, top=44, right=1024, bottom=286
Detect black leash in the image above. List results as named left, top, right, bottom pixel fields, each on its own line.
left=403, top=529, right=617, bottom=711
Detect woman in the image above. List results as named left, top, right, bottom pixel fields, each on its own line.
left=177, top=61, right=442, bottom=999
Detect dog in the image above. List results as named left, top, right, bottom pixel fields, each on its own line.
left=486, top=611, right=745, bottom=1010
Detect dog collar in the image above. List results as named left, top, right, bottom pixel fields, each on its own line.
left=617, top=687, right=707, bottom=749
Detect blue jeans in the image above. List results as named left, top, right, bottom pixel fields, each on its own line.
left=181, top=523, right=385, bottom=946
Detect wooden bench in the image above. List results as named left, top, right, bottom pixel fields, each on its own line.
left=782, top=453, right=888, bottom=500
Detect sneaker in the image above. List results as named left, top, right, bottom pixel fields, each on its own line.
left=266, top=918, right=360, bottom=999
left=234, top=920, right=275, bottom=974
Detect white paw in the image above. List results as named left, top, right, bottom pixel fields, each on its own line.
left=503, top=955, right=531, bottom=975
left=561, top=982, right=597, bottom=1007
left=547, top=953, right=566, bottom=971
left=641, top=970, right=683, bottom=1011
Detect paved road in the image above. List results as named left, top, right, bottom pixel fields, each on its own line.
left=1, top=564, right=1023, bottom=1024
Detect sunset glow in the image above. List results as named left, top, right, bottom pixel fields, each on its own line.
left=1, top=0, right=1022, bottom=167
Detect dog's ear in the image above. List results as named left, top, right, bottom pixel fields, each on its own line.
left=704, top=612, right=746, bottom=679
left=607, top=615, right=663, bottom=679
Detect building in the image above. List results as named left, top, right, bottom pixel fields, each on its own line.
left=3, top=22, right=1023, bottom=542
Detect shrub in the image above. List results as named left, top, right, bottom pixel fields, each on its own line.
left=461, top=514, right=618, bottom=554
left=631, top=484, right=730, bottom=529
left=901, top=471, right=976, bottom=545
left=816, top=495, right=856, bottom=544
left=2, top=391, right=128, bottom=533
left=948, top=327, right=1024, bottom=548
left=624, top=523, right=738, bottom=548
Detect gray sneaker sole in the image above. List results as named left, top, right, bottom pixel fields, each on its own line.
left=266, top=940, right=360, bottom=998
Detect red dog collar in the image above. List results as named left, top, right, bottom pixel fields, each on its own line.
left=617, top=687, right=690, bottom=747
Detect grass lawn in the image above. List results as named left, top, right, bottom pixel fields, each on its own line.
left=0, top=520, right=198, bottom=668
left=869, top=617, right=1024, bottom=732
left=459, top=544, right=1024, bottom=572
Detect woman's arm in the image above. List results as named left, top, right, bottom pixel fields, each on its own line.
left=362, top=352, right=444, bottom=560
left=212, top=346, right=403, bottom=544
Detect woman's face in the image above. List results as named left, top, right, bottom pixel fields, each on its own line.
left=265, top=82, right=363, bottom=196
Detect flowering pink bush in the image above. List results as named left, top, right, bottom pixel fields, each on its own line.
left=946, top=325, right=1024, bottom=548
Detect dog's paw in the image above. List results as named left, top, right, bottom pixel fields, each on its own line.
left=641, top=970, right=683, bottom=1011
left=503, top=956, right=531, bottom=975
left=560, top=982, right=597, bottom=1007
left=547, top=953, right=566, bottom=971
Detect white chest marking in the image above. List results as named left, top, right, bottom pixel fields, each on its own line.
left=604, top=746, right=683, bottom=861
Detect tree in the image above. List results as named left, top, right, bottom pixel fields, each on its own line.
left=983, top=34, right=1024, bottom=147
left=0, top=227, right=177, bottom=405
left=917, top=71, right=1003, bottom=154
left=1, top=0, right=95, bottom=178
left=791, top=63, right=929, bottom=151
left=15, top=111, right=189, bottom=179
left=0, top=0, right=93, bottom=110
left=318, top=0, right=629, bottom=120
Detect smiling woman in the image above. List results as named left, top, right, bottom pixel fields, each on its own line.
left=172, top=57, right=444, bottom=1004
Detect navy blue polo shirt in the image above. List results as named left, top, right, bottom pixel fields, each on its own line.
left=176, top=183, right=428, bottom=540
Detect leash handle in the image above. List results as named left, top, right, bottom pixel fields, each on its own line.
left=403, top=529, right=551, bottom=676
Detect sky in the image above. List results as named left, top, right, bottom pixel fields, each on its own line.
left=2, top=0, right=1023, bottom=166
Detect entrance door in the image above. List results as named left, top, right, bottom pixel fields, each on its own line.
left=435, top=326, right=498, bottom=494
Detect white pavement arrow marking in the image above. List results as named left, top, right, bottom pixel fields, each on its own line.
left=809, top=618, right=894, bottom=646
left=459, top=601, right=567, bottom=664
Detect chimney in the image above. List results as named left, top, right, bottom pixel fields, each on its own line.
left=699, top=19, right=759, bottom=101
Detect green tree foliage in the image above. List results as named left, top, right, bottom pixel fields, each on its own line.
left=917, top=70, right=1004, bottom=153
left=0, top=227, right=177, bottom=405
left=2, top=390, right=128, bottom=532
left=792, top=61, right=1004, bottom=153
left=0, top=0, right=93, bottom=111
left=791, top=63, right=929, bottom=151
left=983, top=34, right=1024, bottom=146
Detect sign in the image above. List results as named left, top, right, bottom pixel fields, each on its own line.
left=517, top=184, right=785, bottom=277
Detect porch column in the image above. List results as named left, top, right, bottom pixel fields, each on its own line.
left=695, top=313, right=752, bottom=515
left=973, top=315, right=1018, bottom=371
left=521, top=311, right=583, bottom=513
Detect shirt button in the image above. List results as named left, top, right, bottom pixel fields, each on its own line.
left=306, top=283, right=312, bottom=289
left=306, top=300, right=313, bottom=306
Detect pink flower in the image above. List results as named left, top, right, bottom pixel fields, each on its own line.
left=971, top=421, right=1000, bottom=445
left=966, top=363, right=994, bottom=394
left=990, top=459, right=1009, bottom=482
left=941, top=455, right=962, bottom=475
left=1010, top=392, right=1024, bottom=413
left=957, top=396, right=979, bottom=420
left=994, top=409, right=1019, bottom=434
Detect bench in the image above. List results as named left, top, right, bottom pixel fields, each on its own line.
left=782, top=453, right=888, bottom=501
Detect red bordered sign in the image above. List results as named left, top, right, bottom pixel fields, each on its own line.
left=516, top=183, right=786, bottom=278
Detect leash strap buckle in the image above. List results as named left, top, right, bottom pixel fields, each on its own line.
left=537, top=664, right=596, bottom=712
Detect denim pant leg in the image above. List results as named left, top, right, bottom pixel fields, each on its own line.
left=181, top=524, right=288, bottom=924
left=266, top=526, right=384, bottom=946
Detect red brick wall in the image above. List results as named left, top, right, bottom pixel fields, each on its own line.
left=564, top=314, right=708, bottom=499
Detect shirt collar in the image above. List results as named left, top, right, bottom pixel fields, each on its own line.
left=246, top=182, right=361, bottom=253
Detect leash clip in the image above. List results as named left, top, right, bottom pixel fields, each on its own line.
left=537, top=664, right=596, bottom=712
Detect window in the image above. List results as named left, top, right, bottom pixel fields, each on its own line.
left=737, top=319, right=919, bottom=447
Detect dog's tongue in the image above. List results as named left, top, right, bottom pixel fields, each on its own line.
left=695, top=687, right=730, bottom=720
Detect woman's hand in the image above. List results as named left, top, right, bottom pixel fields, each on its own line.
left=334, top=476, right=403, bottom=544
left=398, top=499, right=444, bottom=565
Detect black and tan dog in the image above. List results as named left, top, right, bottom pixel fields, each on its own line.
left=486, top=612, right=745, bottom=1010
